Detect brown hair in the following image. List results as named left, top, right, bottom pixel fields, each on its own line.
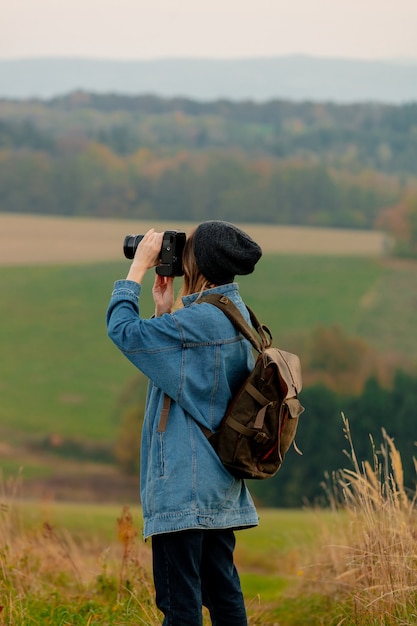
left=175, top=228, right=216, bottom=307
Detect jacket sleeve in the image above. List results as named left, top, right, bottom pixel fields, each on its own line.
left=106, top=280, right=184, bottom=401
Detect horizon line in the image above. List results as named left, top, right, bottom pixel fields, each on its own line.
left=1, top=54, right=417, bottom=65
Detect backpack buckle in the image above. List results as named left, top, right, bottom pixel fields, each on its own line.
left=254, top=432, right=269, bottom=444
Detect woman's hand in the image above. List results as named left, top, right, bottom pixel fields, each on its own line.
left=153, top=274, right=175, bottom=317
left=126, top=229, right=164, bottom=284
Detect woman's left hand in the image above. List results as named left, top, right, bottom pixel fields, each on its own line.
left=153, top=274, right=175, bottom=316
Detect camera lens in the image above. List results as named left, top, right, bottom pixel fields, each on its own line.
left=123, top=234, right=143, bottom=259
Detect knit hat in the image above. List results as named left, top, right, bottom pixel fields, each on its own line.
left=193, top=221, right=262, bottom=285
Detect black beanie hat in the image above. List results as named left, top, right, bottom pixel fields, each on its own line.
left=193, top=221, right=262, bottom=285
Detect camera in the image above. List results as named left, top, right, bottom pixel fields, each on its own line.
left=123, top=230, right=186, bottom=276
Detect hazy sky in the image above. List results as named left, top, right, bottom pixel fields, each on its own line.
left=2, top=0, right=417, bottom=61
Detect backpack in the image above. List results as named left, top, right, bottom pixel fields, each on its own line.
left=157, top=294, right=305, bottom=480
left=197, top=294, right=305, bottom=480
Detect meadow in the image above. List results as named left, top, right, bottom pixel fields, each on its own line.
left=2, top=422, right=417, bottom=625
left=1, top=215, right=417, bottom=492
left=1, top=214, right=417, bottom=624
left=1, top=236, right=415, bottom=444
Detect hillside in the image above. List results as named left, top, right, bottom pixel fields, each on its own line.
left=1, top=215, right=416, bottom=505
left=1, top=56, right=417, bottom=102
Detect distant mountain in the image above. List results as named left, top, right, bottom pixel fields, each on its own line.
left=1, top=56, right=417, bottom=103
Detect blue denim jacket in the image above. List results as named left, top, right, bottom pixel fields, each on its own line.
left=107, top=280, right=258, bottom=538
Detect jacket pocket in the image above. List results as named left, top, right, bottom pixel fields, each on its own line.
left=157, top=431, right=165, bottom=477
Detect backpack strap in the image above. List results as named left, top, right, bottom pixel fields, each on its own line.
left=157, top=393, right=214, bottom=437
left=157, top=294, right=272, bottom=434
left=157, top=394, right=172, bottom=432
left=198, top=294, right=272, bottom=352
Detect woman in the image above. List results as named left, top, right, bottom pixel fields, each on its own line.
left=107, top=220, right=262, bottom=626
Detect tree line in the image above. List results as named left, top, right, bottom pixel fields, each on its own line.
left=0, top=143, right=399, bottom=229
left=2, top=93, right=417, bottom=175
left=1, top=92, right=416, bottom=247
left=252, top=369, right=417, bottom=507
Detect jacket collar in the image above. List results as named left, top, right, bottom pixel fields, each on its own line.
left=182, top=282, right=239, bottom=307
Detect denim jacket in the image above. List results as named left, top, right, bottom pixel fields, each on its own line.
left=107, top=280, right=258, bottom=538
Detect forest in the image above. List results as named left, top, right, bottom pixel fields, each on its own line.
left=0, top=93, right=417, bottom=254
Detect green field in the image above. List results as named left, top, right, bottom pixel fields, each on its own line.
left=1, top=498, right=342, bottom=625
left=1, top=254, right=416, bottom=447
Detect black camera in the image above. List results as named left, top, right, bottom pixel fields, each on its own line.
left=123, top=230, right=186, bottom=276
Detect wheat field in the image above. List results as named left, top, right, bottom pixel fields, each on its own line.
left=0, top=213, right=388, bottom=266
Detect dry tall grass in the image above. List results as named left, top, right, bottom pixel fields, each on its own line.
left=3, top=418, right=417, bottom=624
left=0, top=472, right=158, bottom=625
left=307, top=415, right=417, bottom=625
left=0, top=480, right=255, bottom=625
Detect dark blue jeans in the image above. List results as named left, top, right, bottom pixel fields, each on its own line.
left=152, top=529, right=248, bottom=626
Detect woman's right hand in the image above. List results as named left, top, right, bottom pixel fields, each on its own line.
left=126, top=228, right=164, bottom=284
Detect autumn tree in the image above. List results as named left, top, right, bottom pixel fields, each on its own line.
left=303, top=325, right=379, bottom=394
left=377, top=190, right=417, bottom=258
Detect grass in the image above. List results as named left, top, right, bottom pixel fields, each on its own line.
left=243, top=254, right=384, bottom=342
left=0, top=262, right=138, bottom=441
left=1, top=253, right=416, bottom=485
left=0, top=477, right=328, bottom=625
left=0, top=480, right=157, bottom=625
left=1, top=214, right=415, bottom=622
left=3, top=419, right=416, bottom=625
left=297, top=416, right=417, bottom=625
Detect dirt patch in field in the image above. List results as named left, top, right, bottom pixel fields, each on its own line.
left=1, top=439, right=140, bottom=504
left=22, top=471, right=140, bottom=504
left=0, top=213, right=388, bottom=265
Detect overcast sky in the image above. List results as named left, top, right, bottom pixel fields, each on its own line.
left=1, top=0, right=417, bottom=61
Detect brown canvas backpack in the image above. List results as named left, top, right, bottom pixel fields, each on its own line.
left=158, top=293, right=305, bottom=480
left=197, top=294, right=305, bottom=480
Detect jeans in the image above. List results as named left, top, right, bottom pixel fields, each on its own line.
left=152, top=529, right=248, bottom=626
